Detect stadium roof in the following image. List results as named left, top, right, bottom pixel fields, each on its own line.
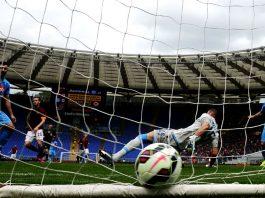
left=1, top=38, right=265, bottom=99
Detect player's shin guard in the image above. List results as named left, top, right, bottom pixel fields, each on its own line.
left=0, top=128, right=12, bottom=147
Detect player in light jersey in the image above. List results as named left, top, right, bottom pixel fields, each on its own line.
left=0, top=62, right=16, bottom=158
left=248, top=103, right=265, bottom=166
left=99, top=108, right=219, bottom=167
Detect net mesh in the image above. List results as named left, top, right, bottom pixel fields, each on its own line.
left=0, top=0, right=265, bottom=196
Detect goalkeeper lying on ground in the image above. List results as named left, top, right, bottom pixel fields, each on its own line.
left=99, top=108, right=219, bottom=167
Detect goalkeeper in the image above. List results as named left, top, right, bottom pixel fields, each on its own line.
left=99, top=108, right=219, bottom=167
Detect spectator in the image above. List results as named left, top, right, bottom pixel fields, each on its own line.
left=10, top=145, right=18, bottom=159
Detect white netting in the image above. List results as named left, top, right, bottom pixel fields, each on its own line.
left=0, top=0, right=265, bottom=197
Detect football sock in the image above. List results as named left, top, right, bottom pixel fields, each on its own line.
left=0, top=128, right=12, bottom=147
left=112, top=134, right=148, bottom=162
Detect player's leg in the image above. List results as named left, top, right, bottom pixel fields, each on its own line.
left=0, top=112, right=15, bottom=151
left=44, top=146, right=49, bottom=161
left=84, top=148, right=89, bottom=162
left=260, top=127, right=265, bottom=166
left=25, top=131, right=39, bottom=152
left=48, top=149, right=52, bottom=162
left=51, top=151, right=56, bottom=162
left=78, top=150, right=84, bottom=163
left=48, top=150, right=55, bottom=162
left=99, top=131, right=155, bottom=163
left=206, top=147, right=218, bottom=167
left=43, top=138, right=50, bottom=161
left=111, top=131, right=154, bottom=162
left=206, top=135, right=219, bottom=167
left=36, top=129, right=45, bottom=161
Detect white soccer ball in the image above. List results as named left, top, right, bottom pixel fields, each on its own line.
left=135, top=143, right=182, bottom=187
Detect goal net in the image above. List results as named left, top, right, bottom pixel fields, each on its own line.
left=59, top=152, right=98, bottom=163
left=1, top=0, right=265, bottom=197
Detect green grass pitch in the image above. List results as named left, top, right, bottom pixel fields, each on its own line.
left=0, top=161, right=265, bottom=185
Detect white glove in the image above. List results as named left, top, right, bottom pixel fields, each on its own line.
left=189, top=135, right=198, bottom=144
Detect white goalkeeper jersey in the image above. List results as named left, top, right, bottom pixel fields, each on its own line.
left=172, top=113, right=218, bottom=147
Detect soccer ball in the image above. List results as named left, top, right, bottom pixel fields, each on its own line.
left=135, top=143, right=182, bottom=187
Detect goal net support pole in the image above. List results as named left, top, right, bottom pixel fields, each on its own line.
left=1, top=184, right=265, bottom=197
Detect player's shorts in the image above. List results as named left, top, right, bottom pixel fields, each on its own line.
left=0, top=111, right=11, bottom=127
left=84, top=148, right=89, bottom=155
left=211, top=134, right=219, bottom=148
left=261, top=125, right=265, bottom=143
left=49, top=150, right=56, bottom=156
left=25, top=129, right=44, bottom=143
left=10, top=153, right=17, bottom=159
left=153, top=128, right=178, bottom=145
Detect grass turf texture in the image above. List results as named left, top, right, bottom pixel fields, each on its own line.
left=0, top=161, right=265, bottom=185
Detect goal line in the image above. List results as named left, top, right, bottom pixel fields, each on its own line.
left=1, top=184, right=265, bottom=197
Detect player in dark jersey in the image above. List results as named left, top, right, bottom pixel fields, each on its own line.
left=77, top=133, right=89, bottom=163
left=43, top=124, right=57, bottom=161
left=0, top=62, right=16, bottom=158
left=10, top=145, right=18, bottom=159
left=24, top=96, right=47, bottom=162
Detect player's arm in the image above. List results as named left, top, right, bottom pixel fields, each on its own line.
left=4, top=94, right=16, bottom=123
left=188, top=122, right=210, bottom=144
left=248, top=111, right=263, bottom=119
left=194, top=122, right=210, bottom=137
left=249, top=104, right=265, bottom=119
left=34, top=115, right=46, bottom=131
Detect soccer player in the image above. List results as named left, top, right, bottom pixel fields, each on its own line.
left=10, top=145, right=18, bottom=159
left=43, top=124, right=57, bottom=161
left=248, top=103, right=265, bottom=166
left=0, top=62, right=16, bottom=157
left=77, top=133, right=89, bottom=163
left=99, top=108, right=219, bottom=167
left=24, top=96, right=47, bottom=162
left=48, top=140, right=57, bottom=162
left=81, top=133, right=89, bottom=163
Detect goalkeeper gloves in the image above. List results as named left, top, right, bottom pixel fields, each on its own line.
left=189, top=135, right=199, bottom=144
